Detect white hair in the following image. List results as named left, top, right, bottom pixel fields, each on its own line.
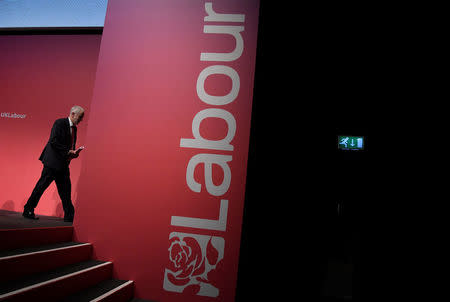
left=70, top=105, right=84, bottom=114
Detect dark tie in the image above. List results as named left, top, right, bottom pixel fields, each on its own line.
left=71, top=126, right=76, bottom=150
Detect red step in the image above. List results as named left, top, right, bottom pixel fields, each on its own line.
left=0, top=242, right=92, bottom=282
left=61, top=279, right=135, bottom=302
left=0, top=260, right=113, bottom=301
left=0, top=226, right=73, bottom=251
left=0, top=225, right=152, bottom=301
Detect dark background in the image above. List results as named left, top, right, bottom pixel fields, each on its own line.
left=236, top=2, right=378, bottom=301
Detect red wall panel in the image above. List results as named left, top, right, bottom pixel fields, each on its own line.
left=0, top=35, right=101, bottom=217
left=73, top=0, right=259, bottom=301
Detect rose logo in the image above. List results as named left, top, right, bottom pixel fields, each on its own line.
left=167, top=236, right=205, bottom=287
left=163, top=232, right=224, bottom=297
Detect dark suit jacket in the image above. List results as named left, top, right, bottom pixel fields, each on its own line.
left=39, top=118, right=76, bottom=170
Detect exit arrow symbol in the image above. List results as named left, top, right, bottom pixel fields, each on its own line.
left=350, top=139, right=355, bottom=147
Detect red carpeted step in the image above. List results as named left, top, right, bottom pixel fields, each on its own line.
left=61, top=279, right=134, bottom=302
left=0, top=260, right=113, bottom=301
left=0, top=241, right=92, bottom=282
left=0, top=226, right=73, bottom=251
left=0, top=221, right=151, bottom=301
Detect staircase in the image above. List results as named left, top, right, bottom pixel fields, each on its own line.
left=0, top=226, right=152, bottom=302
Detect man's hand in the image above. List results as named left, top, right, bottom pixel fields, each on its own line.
left=68, top=146, right=84, bottom=161
left=68, top=150, right=79, bottom=159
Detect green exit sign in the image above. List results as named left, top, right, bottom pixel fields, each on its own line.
left=338, top=136, right=364, bottom=150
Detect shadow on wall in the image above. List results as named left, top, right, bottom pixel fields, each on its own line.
left=0, top=184, right=78, bottom=218
left=51, top=182, right=78, bottom=218
left=55, top=202, right=64, bottom=218
left=1, top=197, right=70, bottom=218
left=1, top=200, right=15, bottom=211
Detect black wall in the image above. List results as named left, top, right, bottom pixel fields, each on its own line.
left=236, top=2, right=377, bottom=301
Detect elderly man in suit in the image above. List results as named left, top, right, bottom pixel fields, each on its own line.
left=23, top=106, right=85, bottom=222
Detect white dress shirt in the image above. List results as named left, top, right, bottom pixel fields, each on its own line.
left=68, top=117, right=74, bottom=135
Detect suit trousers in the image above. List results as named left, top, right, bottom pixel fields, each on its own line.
left=25, top=165, right=74, bottom=218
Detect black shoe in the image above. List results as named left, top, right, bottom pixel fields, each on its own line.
left=23, top=210, right=39, bottom=220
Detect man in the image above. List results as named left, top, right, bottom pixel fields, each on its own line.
left=23, top=106, right=85, bottom=222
